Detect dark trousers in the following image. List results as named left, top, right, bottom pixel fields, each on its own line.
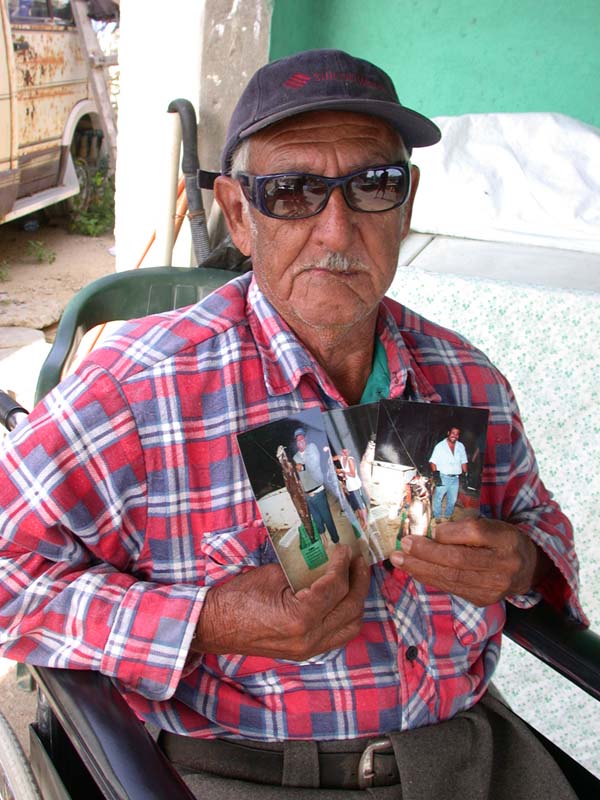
left=307, top=490, right=339, bottom=543
left=159, top=692, right=578, bottom=799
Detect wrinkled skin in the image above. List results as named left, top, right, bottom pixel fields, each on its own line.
left=192, top=546, right=370, bottom=659
left=390, top=517, right=551, bottom=607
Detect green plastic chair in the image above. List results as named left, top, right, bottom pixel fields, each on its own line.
left=34, top=266, right=232, bottom=404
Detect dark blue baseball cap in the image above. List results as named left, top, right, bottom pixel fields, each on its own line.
left=199, top=49, right=440, bottom=187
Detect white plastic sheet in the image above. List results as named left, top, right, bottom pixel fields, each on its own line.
left=411, top=112, right=600, bottom=254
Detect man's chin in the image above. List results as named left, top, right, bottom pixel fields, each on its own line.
left=262, top=279, right=378, bottom=335
left=291, top=302, right=374, bottom=333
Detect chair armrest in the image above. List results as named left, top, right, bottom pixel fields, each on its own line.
left=504, top=601, right=600, bottom=701
left=30, top=666, right=196, bottom=800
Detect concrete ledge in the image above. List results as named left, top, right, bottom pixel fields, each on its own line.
left=0, top=328, right=51, bottom=411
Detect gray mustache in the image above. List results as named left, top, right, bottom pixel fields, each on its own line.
left=310, top=253, right=368, bottom=273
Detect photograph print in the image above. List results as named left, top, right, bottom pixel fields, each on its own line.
left=370, top=399, right=489, bottom=559
left=237, top=407, right=371, bottom=591
left=323, top=402, right=387, bottom=562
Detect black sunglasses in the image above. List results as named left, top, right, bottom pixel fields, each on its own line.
left=236, top=162, right=411, bottom=220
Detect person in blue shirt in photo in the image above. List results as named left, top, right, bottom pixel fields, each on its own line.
left=429, top=427, right=468, bottom=521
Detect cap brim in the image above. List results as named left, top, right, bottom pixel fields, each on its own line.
left=240, top=98, right=441, bottom=149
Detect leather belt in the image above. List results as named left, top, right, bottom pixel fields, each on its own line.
left=160, top=733, right=400, bottom=790
left=307, top=485, right=325, bottom=496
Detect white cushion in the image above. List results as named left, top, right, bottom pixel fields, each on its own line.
left=411, top=112, right=600, bottom=254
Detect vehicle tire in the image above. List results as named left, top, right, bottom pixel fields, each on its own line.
left=0, top=711, right=41, bottom=800
left=69, top=157, right=93, bottom=213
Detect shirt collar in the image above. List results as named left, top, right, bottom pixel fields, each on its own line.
left=376, top=301, right=441, bottom=403
left=246, top=275, right=334, bottom=398
left=245, top=274, right=440, bottom=405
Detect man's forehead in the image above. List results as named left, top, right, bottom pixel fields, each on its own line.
left=248, top=110, right=404, bottom=166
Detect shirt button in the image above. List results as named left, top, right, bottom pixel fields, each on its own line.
left=406, top=645, right=419, bottom=661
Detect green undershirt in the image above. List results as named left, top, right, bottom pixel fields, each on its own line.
left=360, top=338, right=391, bottom=404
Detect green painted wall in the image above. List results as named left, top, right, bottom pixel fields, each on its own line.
left=270, top=0, right=600, bottom=128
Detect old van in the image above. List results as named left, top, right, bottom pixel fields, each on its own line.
left=0, top=0, right=104, bottom=223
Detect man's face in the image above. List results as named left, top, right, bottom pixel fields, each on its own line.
left=448, top=428, right=460, bottom=443
left=296, top=434, right=306, bottom=452
left=216, top=111, right=419, bottom=335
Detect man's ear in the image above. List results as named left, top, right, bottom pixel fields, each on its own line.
left=400, top=164, right=420, bottom=240
left=213, top=176, right=253, bottom=256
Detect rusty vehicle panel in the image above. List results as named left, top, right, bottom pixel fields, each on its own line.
left=0, top=1, right=101, bottom=222
left=0, top=2, right=18, bottom=214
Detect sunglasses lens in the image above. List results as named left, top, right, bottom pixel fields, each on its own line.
left=263, top=175, right=327, bottom=218
left=346, top=166, right=409, bottom=212
left=253, top=164, right=410, bottom=219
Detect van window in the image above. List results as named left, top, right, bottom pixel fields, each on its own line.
left=49, top=1, right=73, bottom=21
left=7, top=1, right=44, bottom=19
left=8, top=1, right=49, bottom=19
left=8, top=1, right=72, bottom=20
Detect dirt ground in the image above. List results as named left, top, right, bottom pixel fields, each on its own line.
left=0, top=215, right=116, bottom=336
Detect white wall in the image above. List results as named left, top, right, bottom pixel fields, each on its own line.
left=114, top=0, right=205, bottom=270
left=114, top=0, right=273, bottom=271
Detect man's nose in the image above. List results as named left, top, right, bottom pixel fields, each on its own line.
left=312, top=186, right=355, bottom=251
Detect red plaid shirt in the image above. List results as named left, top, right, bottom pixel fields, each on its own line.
left=0, top=273, right=585, bottom=740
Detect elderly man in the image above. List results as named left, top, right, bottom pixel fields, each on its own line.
left=0, top=50, right=585, bottom=798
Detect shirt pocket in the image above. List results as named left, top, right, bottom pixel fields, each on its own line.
left=200, top=523, right=275, bottom=587
left=450, top=594, right=504, bottom=647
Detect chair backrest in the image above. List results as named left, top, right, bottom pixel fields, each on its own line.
left=34, top=266, right=232, bottom=404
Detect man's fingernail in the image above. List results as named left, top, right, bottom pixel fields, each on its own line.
left=392, top=553, right=404, bottom=566
left=402, top=537, right=413, bottom=553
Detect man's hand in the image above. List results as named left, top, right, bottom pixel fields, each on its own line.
left=191, top=545, right=370, bottom=660
left=389, top=517, right=551, bottom=607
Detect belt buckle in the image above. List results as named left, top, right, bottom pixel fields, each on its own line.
left=357, top=737, right=392, bottom=789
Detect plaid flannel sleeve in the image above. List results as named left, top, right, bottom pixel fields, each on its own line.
left=489, top=380, right=586, bottom=624
left=0, top=364, right=205, bottom=700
